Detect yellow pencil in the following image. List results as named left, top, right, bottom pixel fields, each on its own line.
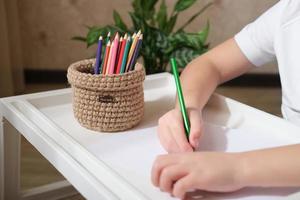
left=126, top=31, right=141, bottom=72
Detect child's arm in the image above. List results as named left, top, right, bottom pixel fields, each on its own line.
left=158, top=38, right=254, bottom=152
left=180, top=37, right=253, bottom=111
left=151, top=144, right=300, bottom=199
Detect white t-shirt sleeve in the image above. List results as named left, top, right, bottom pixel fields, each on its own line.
left=234, top=0, right=287, bottom=67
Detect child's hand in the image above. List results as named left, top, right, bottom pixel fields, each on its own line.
left=151, top=152, right=244, bottom=199
left=157, top=108, right=203, bottom=153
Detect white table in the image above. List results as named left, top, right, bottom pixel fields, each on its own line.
left=1, top=73, right=300, bottom=200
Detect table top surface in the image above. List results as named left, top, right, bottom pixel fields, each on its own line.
left=1, top=73, right=300, bottom=200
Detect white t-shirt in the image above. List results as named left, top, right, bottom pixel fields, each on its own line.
left=235, top=0, right=300, bottom=125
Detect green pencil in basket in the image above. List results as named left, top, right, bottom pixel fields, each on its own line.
left=170, top=58, right=190, bottom=140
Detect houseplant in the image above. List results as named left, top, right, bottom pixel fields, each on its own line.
left=73, top=0, right=212, bottom=74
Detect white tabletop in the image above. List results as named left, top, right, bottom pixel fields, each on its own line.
left=1, top=73, right=300, bottom=200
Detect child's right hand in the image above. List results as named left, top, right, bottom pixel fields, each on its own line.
left=157, top=108, right=203, bottom=153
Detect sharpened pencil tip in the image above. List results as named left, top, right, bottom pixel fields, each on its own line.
left=132, top=33, right=136, bottom=39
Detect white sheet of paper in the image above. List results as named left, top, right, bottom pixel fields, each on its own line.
left=39, top=102, right=300, bottom=200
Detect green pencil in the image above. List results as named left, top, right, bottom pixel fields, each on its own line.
left=120, top=36, right=132, bottom=74
left=170, top=58, right=190, bottom=139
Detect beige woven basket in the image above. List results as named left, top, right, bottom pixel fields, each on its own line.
left=67, top=59, right=145, bottom=132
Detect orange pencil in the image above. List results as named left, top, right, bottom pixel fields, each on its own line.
left=101, top=41, right=111, bottom=75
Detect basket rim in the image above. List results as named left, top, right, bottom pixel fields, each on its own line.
left=67, top=58, right=145, bottom=91
left=68, top=58, right=144, bottom=77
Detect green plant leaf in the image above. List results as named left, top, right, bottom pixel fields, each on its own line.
left=171, top=47, right=199, bottom=67
left=174, top=0, right=197, bottom=12
left=71, top=36, right=87, bottom=42
left=113, top=10, right=128, bottom=31
left=73, top=0, right=210, bottom=74
left=86, top=26, right=102, bottom=47
left=156, top=0, right=167, bottom=29
left=132, top=0, right=143, bottom=17
left=144, top=0, right=159, bottom=11
left=150, top=28, right=168, bottom=49
left=198, top=21, right=210, bottom=44
left=146, top=0, right=158, bottom=19
left=168, top=32, right=202, bottom=50
left=86, top=25, right=122, bottom=47
left=133, top=0, right=158, bottom=20
left=164, top=14, right=178, bottom=34
left=129, top=12, right=146, bottom=32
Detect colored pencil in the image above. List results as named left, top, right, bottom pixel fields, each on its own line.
left=94, top=36, right=103, bottom=74
left=99, top=32, right=111, bottom=74
left=128, top=34, right=143, bottom=71
left=93, top=31, right=143, bottom=75
left=126, top=31, right=141, bottom=72
left=105, top=41, right=113, bottom=75
left=114, top=36, right=123, bottom=73
left=108, top=33, right=119, bottom=74
left=101, top=41, right=111, bottom=74
left=106, top=32, right=111, bottom=43
left=115, top=34, right=127, bottom=74
left=120, top=36, right=132, bottom=74
left=170, top=58, right=190, bottom=139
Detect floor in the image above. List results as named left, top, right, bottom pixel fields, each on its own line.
left=20, top=83, right=282, bottom=199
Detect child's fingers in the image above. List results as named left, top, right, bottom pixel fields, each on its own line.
left=157, top=124, right=180, bottom=153
left=189, top=110, right=203, bottom=149
left=158, top=109, right=193, bottom=153
left=151, top=155, right=178, bottom=187
left=169, top=123, right=193, bottom=153
left=172, top=174, right=196, bottom=199
left=159, top=165, right=188, bottom=193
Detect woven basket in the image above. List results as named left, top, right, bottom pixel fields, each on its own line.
left=67, top=59, right=145, bottom=132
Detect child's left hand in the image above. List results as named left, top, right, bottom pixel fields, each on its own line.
left=151, top=152, right=245, bottom=199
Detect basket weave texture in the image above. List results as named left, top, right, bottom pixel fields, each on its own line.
left=67, top=59, right=145, bottom=132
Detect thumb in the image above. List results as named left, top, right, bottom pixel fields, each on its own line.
left=188, top=110, right=203, bottom=149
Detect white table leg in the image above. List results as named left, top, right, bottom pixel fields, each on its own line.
left=0, top=117, right=3, bottom=200
left=0, top=117, right=21, bottom=200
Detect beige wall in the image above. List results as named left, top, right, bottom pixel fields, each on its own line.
left=0, top=0, right=14, bottom=97
left=18, top=0, right=279, bottom=73
left=0, top=0, right=24, bottom=96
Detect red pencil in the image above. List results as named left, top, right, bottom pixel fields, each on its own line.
left=114, top=36, right=123, bottom=74
left=102, top=41, right=111, bottom=75
left=115, top=34, right=127, bottom=74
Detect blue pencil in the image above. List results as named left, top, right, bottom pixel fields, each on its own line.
left=94, top=36, right=103, bottom=74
